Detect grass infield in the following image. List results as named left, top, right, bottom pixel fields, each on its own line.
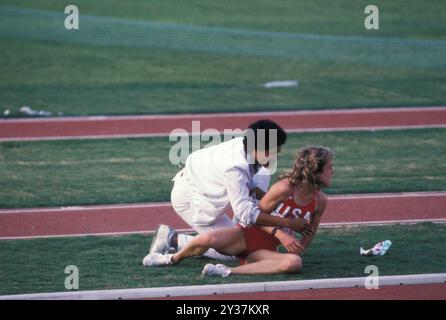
left=0, top=223, right=444, bottom=295
left=1, top=128, right=445, bottom=208
left=1, top=1, right=445, bottom=116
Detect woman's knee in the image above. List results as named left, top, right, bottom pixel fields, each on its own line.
left=281, top=254, right=302, bottom=273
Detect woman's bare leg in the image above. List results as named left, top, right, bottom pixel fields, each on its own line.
left=228, top=249, right=302, bottom=275
left=172, top=227, right=245, bottom=264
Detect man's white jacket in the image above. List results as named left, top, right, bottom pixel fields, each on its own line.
left=184, top=137, right=265, bottom=227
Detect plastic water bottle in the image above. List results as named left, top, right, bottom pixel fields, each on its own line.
left=378, top=240, right=392, bottom=256
left=360, top=240, right=392, bottom=256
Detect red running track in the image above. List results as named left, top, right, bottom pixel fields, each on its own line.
left=1, top=107, right=446, bottom=141
left=1, top=192, right=445, bottom=238
left=163, top=283, right=446, bottom=300
left=2, top=108, right=445, bottom=301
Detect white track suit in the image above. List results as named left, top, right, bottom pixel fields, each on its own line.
left=171, top=137, right=270, bottom=261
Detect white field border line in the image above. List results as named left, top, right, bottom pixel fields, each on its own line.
left=2, top=106, right=446, bottom=123
left=2, top=218, right=445, bottom=241
left=1, top=273, right=445, bottom=300
left=2, top=124, right=446, bottom=142
left=1, top=191, right=445, bottom=215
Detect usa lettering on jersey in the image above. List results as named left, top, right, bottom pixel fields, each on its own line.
left=272, top=200, right=313, bottom=222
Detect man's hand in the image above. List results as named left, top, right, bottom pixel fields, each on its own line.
left=249, top=187, right=266, bottom=201
left=276, top=230, right=305, bottom=255
left=303, top=223, right=315, bottom=237
left=287, top=218, right=314, bottom=236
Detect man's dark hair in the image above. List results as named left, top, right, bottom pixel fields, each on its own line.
left=244, top=119, right=287, bottom=151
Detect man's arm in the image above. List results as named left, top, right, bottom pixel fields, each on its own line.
left=255, top=212, right=312, bottom=233
left=250, top=187, right=266, bottom=201
left=224, top=170, right=312, bottom=233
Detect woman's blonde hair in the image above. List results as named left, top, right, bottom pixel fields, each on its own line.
left=280, top=146, right=334, bottom=193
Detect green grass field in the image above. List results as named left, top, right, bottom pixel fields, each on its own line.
left=1, top=1, right=445, bottom=116
left=0, top=223, right=444, bottom=295
left=0, top=1, right=444, bottom=297
left=1, top=128, right=445, bottom=209
left=1, top=0, right=445, bottom=39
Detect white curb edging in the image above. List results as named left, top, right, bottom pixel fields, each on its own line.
left=1, top=273, right=445, bottom=300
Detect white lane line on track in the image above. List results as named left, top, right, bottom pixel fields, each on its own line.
left=1, top=106, right=445, bottom=123
left=1, top=273, right=445, bottom=300
left=329, top=191, right=446, bottom=199
left=320, top=218, right=446, bottom=227
left=0, top=202, right=172, bottom=214
left=1, top=125, right=446, bottom=142
left=1, top=218, right=445, bottom=240
left=0, top=229, right=194, bottom=241
left=1, top=191, right=445, bottom=214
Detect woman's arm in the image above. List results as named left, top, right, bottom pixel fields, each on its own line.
left=255, top=180, right=307, bottom=254
left=261, top=226, right=305, bottom=254
left=300, top=192, right=327, bottom=250
left=257, top=179, right=292, bottom=213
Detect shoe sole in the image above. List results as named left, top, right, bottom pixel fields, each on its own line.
left=201, top=264, right=209, bottom=277
left=201, top=264, right=214, bottom=278
left=149, top=224, right=168, bottom=254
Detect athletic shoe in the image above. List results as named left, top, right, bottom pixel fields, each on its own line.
left=142, top=252, right=174, bottom=267
left=201, top=263, right=231, bottom=277
left=149, top=224, right=176, bottom=254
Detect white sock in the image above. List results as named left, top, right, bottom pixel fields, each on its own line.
left=167, top=253, right=174, bottom=265
left=177, top=233, right=194, bottom=250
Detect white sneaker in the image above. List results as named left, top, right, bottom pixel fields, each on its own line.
left=149, top=224, right=176, bottom=254
left=201, top=263, right=231, bottom=277
left=142, top=252, right=174, bottom=267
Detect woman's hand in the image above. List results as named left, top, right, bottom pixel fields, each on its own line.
left=276, top=230, right=305, bottom=255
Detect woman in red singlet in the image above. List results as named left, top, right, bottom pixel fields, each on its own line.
left=150, top=146, right=334, bottom=276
